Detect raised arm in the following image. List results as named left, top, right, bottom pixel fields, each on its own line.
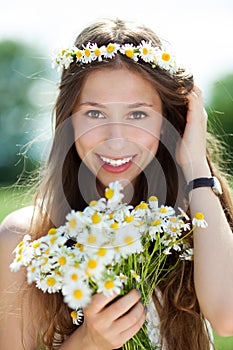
left=176, top=86, right=233, bottom=336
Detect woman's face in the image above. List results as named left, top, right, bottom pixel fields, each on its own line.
left=72, top=68, right=163, bottom=188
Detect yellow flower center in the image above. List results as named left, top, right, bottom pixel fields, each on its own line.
left=149, top=196, right=158, bottom=202
left=159, top=207, right=167, bottom=214
left=69, top=219, right=77, bottom=228
left=110, top=222, right=119, bottom=229
left=94, top=48, right=101, bottom=56
left=71, top=273, right=78, bottom=281
left=105, top=188, right=114, bottom=199
left=97, top=247, right=107, bottom=256
left=107, top=44, right=115, bottom=53
left=32, top=241, right=40, bottom=248
left=76, top=50, right=82, bottom=59
left=71, top=310, right=77, bottom=319
left=89, top=200, right=98, bottom=207
left=73, top=289, right=83, bottom=299
left=87, top=234, right=97, bottom=244
left=46, top=277, right=56, bottom=287
left=48, top=228, right=57, bottom=235
left=18, top=241, right=24, bottom=247
left=161, top=52, right=171, bottom=62
left=40, top=257, right=48, bottom=266
left=104, top=280, right=114, bottom=289
left=88, top=259, right=97, bottom=269
left=58, top=256, right=67, bottom=266
left=142, top=47, right=149, bottom=55
left=132, top=272, right=139, bottom=279
left=31, top=266, right=36, bottom=273
left=115, top=246, right=120, bottom=252
left=139, top=202, right=148, bottom=209
left=50, top=236, right=57, bottom=245
left=194, top=212, right=205, bottom=220
left=84, top=48, right=91, bottom=57
left=16, top=255, right=22, bottom=262
left=92, top=213, right=101, bottom=224
left=170, top=217, right=177, bottom=223
left=124, top=235, right=134, bottom=245
left=125, top=215, right=134, bottom=223
left=151, top=219, right=161, bottom=226
left=125, top=49, right=134, bottom=58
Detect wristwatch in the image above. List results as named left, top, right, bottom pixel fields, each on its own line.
left=186, top=176, right=223, bottom=196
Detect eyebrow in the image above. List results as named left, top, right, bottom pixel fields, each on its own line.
left=78, top=102, right=154, bottom=108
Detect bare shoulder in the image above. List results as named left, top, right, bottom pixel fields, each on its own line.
left=0, top=206, right=38, bottom=349
left=0, top=206, right=34, bottom=245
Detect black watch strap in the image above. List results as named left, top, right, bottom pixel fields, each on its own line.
left=186, top=177, right=215, bottom=196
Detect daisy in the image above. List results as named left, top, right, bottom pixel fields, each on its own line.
left=97, top=276, right=122, bottom=297
left=63, top=265, right=86, bottom=285
left=82, top=256, right=105, bottom=278
left=157, top=50, right=175, bottom=71
left=90, top=43, right=105, bottom=61
left=71, top=308, right=84, bottom=326
left=179, top=248, right=194, bottom=261
left=192, top=212, right=208, bottom=228
left=130, top=269, right=141, bottom=282
left=138, top=41, right=155, bottom=63
left=103, top=43, right=120, bottom=58
left=120, top=44, right=139, bottom=62
left=81, top=43, right=94, bottom=64
left=113, top=224, right=143, bottom=257
left=62, top=281, right=92, bottom=309
left=36, top=273, right=62, bottom=293
left=105, top=181, right=124, bottom=210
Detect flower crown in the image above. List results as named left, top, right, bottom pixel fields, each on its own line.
left=52, top=40, right=181, bottom=74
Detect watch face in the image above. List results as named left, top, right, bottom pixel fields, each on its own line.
left=213, top=177, right=223, bottom=196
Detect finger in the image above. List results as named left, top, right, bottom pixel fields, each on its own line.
left=85, top=291, right=119, bottom=314
left=117, top=303, right=146, bottom=345
left=113, top=300, right=145, bottom=333
left=102, top=289, right=141, bottom=321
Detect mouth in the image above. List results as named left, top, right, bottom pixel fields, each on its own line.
left=97, top=154, right=135, bottom=173
left=99, top=155, right=133, bottom=167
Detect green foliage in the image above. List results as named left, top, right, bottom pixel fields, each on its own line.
left=0, top=39, right=50, bottom=184
left=206, top=73, right=233, bottom=171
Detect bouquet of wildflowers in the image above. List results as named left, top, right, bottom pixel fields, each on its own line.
left=10, top=181, right=207, bottom=349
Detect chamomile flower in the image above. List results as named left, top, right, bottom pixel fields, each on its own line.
left=71, top=308, right=84, bottom=326
left=81, top=43, right=94, bottom=63
left=97, top=276, right=122, bottom=296
left=103, top=43, right=120, bottom=58
left=120, top=44, right=139, bottom=62
left=158, top=205, right=175, bottom=218
left=130, top=270, right=141, bottom=282
left=114, top=225, right=143, bottom=257
left=63, top=266, right=86, bottom=285
left=90, top=43, right=105, bottom=61
left=36, top=273, right=62, bottom=293
left=105, top=181, right=124, bottom=209
left=179, top=248, right=194, bottom=261
left=83, top=256, right=105, bottom=278
left=158, top=50, right=176, bottom=71
left=138, top=41, right=155, bottom=63
left=63, top=281, right=92, bottom=309
left=192, top=212, right=208, bottom=228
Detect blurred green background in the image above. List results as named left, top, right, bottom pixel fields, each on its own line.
left=0, top=35, right=233, bottom=350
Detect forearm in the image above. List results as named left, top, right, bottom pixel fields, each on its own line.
left=189, top=185, right=233, bottom=334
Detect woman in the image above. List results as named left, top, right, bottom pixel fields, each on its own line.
left=1, top=18, right=233, bottom=350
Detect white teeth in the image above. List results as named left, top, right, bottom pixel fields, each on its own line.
left=100, top=155, right=133, bottom=167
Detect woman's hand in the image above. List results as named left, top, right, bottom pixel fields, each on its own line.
left=81, top=289, right=146, bottom=350
left=176, top=86, right=211, bottom=182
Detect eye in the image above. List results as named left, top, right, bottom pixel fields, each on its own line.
left=85, top=110, right=105, bottom=119
left=128, top=111, right=148, bottom=120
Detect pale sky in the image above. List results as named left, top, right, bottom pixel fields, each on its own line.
left=1, top=0, right=233, bottom=97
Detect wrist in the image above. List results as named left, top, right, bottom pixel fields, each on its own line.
left=181, top=161, right=211, bottom=183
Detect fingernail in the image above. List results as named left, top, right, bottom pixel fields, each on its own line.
left=144, top=306, right=148, bottom=313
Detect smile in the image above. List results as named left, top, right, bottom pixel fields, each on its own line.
left=99, top=155, right=133, bottom=167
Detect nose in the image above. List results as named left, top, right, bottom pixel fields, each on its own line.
left=105, top=122, right=128, bottom=150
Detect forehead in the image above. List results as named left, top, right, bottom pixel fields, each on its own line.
left=78, top=68, right=162, bottom=107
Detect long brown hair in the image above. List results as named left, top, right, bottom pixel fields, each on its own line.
left=29, top=18, right=233, bottom=349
